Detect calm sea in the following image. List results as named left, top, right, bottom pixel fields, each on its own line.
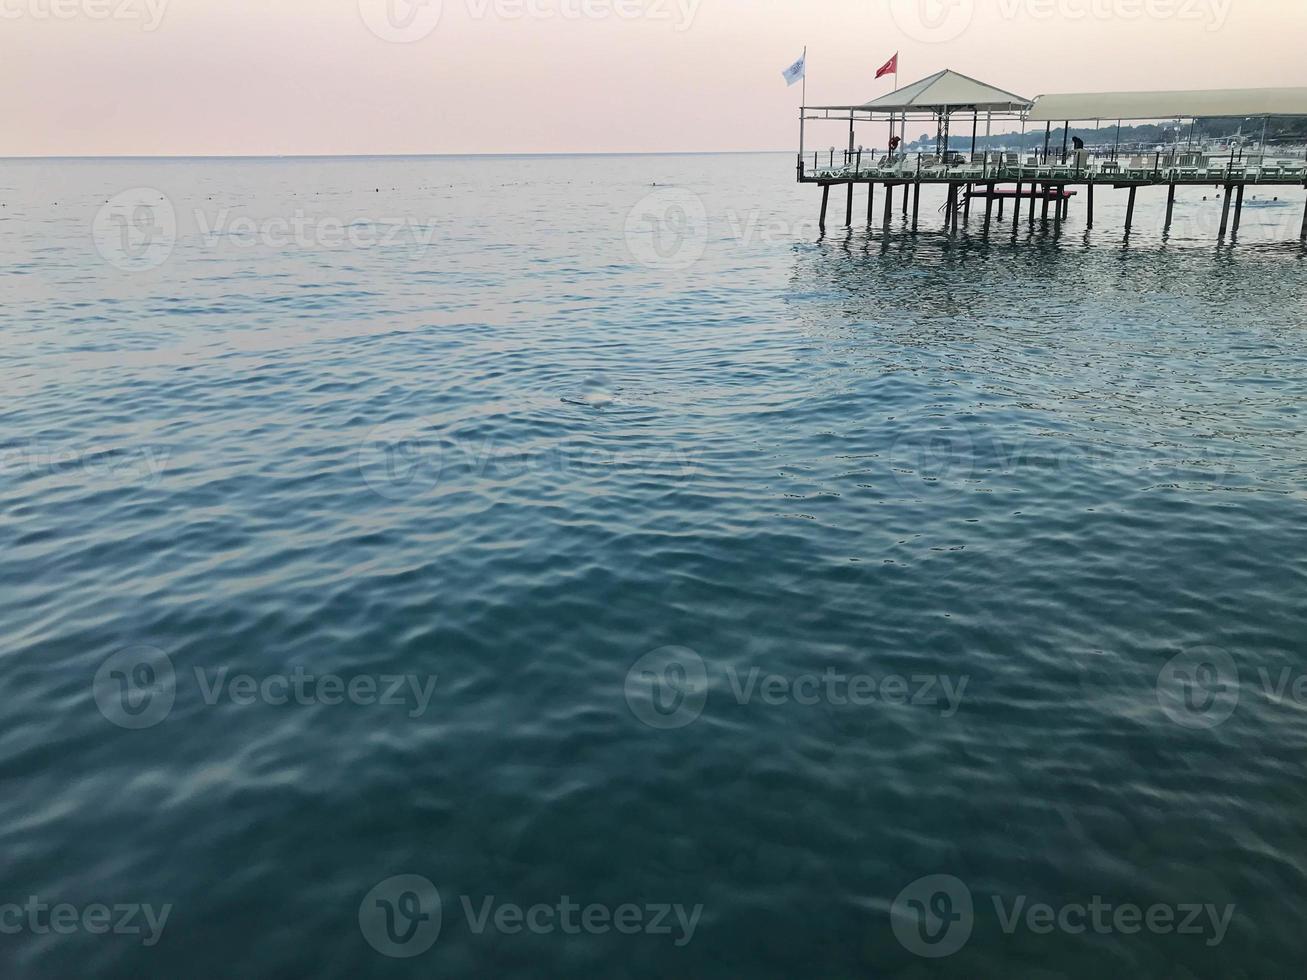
left=2, top=152, right=1307, bottom=977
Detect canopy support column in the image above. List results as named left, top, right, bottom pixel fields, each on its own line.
left=798, top=106, right=805, bottom=173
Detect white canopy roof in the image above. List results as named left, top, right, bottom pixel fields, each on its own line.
left=1029, top=87, right=1307, bottom=121
left=811, top=69, right=1031, bottom=114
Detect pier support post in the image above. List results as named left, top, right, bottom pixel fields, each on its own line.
left=963, top=184, right=972, bottom=224
left=1029, top=185, right=1037, bottom=224
left=1165, top=182, right=1176, bottom=230
left=1041, top=189, right=1050, bottom=222
left=1125, top=186, right=1137, bottom=233
left=1301, top=191, right=1307, bottom=241
left=1232, top=184, right=1245, bottom=234
left=1087, top=183, right=1094, bottom=228
left=883, top=182, right=893, bottom=229
left=819, top=184, right=830, bottom=235
left=912, top=181, right=920, bottom=232
left=998, top=195, right=1005, bottom=220
left=845, top=182, right=854, bottom=227
left=1219, top=184, right=1233, bottom=237
left=867, top=181, right=874, bottom=226
left=1013, top=183, right=1022, bottom=230
left=984, top=183, right=995, bottom=231
left=1053, top=186, right=1062, bottom=225
left=902, top=183, right=909, bottom=215
left=946, top=184, right=957, bottom=232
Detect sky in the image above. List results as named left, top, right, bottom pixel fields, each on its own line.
left=3, top=0, right=1307, bottom=156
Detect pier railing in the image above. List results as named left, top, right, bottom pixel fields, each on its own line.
left=798, top=147, right=1307, bottom=186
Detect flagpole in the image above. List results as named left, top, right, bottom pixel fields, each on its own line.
left=799, top=46, right=807, bottom=166
left=897, top=60, right=905, bottom=157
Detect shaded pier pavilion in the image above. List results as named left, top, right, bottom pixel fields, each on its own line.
left=799, top=70, right=1307, bottom=241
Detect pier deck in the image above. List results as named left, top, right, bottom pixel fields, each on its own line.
left=797, top=70, right=1307, bottom=241
left=800, top=162, right=1307, bottom=187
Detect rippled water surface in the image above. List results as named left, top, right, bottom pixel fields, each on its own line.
left=3, top=153, right=1307, bottom=977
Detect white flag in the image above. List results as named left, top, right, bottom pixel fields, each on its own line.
left=782, top=53, right=806, bottom=87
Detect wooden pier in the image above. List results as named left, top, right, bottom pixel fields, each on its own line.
left=799, top=70, right=1307, bottom=242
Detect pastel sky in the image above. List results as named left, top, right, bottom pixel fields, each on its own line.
left=4, top=0, right=1307, bottom=156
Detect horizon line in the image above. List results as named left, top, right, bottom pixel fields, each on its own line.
left=0, top=149, right=799, bottom=162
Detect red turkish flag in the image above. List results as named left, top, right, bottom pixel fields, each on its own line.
left=876, top=53, right=898, bottom=79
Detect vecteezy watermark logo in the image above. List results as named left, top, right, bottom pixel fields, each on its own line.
left=360, top=0, right=700, bottom=37
left=624, top=647, right=709, bottom=730
left=990, top=895, right=1234, bottom=946
left=358, top=0, right=443, bottom=42
left=458, top=895, right=702, bottom=946
left=357, top=420, right=444, bottom=501
left=0, top=899, right=172, bottom=946
left=891, top=875, right=974, bottom=958
left=886, top=425, right=980, bottom=498
left=1156, top=647, right=1239, bottom=729
left=624, top=187, right=708, bottom=271
left=194, top=209, right=439, bottom=253
left=888, top=0, right=976, bottom=43
left=93, top=646, right=177, bottom=730
left=1, top=440, right=170, bottom=489
left=356, top=427, right=698, bottom=501
left=359, top=875, right=443, bottom=958
left=995, top=0, right=1232, bottom=31
left=725, top=668, right=968, bottom=717
left=359, top=877, right=703, bottom=956
left=94, top=650, right=440, bottom=729
left=0, top=0, right=169, bottom=30
left=469, top=0, right=702, bottom=29
left=93, top=188, right=176, bottom=272
left=891, top=876, right=1236, bottom=957
left=724, top=209, right=821, bottom=246
left=625, top=650, right=970, bottom=730
left=190, top=668, right=437, bottom=717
